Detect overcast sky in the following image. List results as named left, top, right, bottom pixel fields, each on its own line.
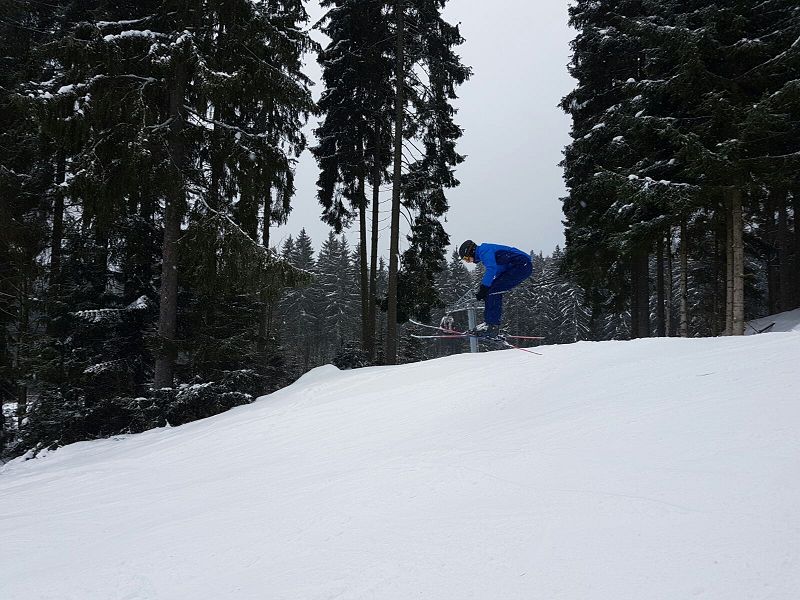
left=271, top=0, right=576, bottom=258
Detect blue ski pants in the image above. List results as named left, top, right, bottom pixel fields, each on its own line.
left=484, top=257, right=532, bottom=325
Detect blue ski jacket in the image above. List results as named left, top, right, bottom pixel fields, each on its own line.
left=474, top=243, right=531, bottom=287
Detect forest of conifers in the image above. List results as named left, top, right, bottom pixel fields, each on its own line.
left=561, top=0, right=799, bottom=337
left=1, top=0, right=797, bottom=458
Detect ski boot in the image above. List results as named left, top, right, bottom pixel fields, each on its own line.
left=468, top=322, right=503, bottom=340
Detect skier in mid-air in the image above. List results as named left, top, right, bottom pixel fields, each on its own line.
left=458, top=239, right=533, bottom=337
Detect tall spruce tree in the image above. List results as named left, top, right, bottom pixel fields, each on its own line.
left=0, top=1, right=51, bottom=445
left=562, top=0, right=800, bottom=338
left=279, top=230, right=321, bottom=373
left=561, top=0, right=658, bottom=338
left=32, top=0, right=315, bottom=388
left=384, top=0, right=470, bottom=364
left=313, top=0, right=394, bottom=356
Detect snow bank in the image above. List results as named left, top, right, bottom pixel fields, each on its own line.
left=746, top=307, right=800, bottom=334
left=2, top=331, right=799, bottom=599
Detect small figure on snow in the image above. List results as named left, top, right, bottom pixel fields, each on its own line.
left=439, top=314, right=455, bottom=331
left=458, top=240, right=533, bottom=337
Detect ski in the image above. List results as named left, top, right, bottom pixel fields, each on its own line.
left=409, top=320, right=543, bottom=355
left=412, top=331, right=526, bottom=348
left=409, top=319, right=544, bottom=340
left=414, top=336, right=541, bottom=356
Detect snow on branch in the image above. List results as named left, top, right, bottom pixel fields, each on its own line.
left=193, top=194, right=314, bottom=281
left=102, top=30, right=164, bottom=43
left=83, top=359, right=128, bottom=375
left=72, top=296, right=150, bottom=323
left=183, top=106, right=280, bottom=151
left=737, top=34, right=800, bottom=80
left=94, top=18, right=153, bottom=28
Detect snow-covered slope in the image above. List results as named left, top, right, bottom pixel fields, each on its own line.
left=747, top=307, right=800, bottom=335
left=2, top=332, right=799, bottom=600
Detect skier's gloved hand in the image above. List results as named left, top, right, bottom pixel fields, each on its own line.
left=476, top=284, right=489, bottom=301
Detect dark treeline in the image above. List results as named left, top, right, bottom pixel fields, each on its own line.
left=561, top=0, right=800, bottom=337
left=1, top=0, right=317, bottom=457
left=0, top=0, right=470, bottom=458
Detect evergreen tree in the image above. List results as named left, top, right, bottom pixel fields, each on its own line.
left=280, top=229, right=321, bottom=373
left=560, top=0, right=654, bottom=338
left=313, top=0, right=394, bottom=355
left=548, top=248, right=591, bottom=343
left=3, top=1, right=314, bottom=455
left=384, top=0, right=471, bottom=364
left=315, top=233, right=358, bottom=362
left=32, top=0, right=315, bottom=388
left=561, top=0, right=800, bottom=339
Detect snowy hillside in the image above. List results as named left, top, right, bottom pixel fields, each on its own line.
left=746, top=307, right=800, bottom=335
left=2, top=329, right=799, bottom=600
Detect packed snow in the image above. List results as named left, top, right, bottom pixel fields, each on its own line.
left=746, top=307, right=800, bottom=335
left=1, top=325, right=799, bottom=599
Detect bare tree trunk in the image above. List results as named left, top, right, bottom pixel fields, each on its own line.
left=49, top=151, right=66, bottom=287
left=154, top=63, right=187, bottom=389
left=367, top=124, right=381, bottom=361
left=154, top=198, right=181, bottom=388
left=731, top=188, right=745, bottom=336
left=712, top=223, right=721, bottom=336
left=679, top=219, right=689, bottom=337
left=45, top=150, right=67, bottom=350
left=656, top=235, right=666, bottom=337
left=630, top=257, right=639, bottom=339
left=725, top=200, right=734, bottom=335
left=665, top=229, right=673, bottom=336
left=358, top=172, right=369, bottom=352
left=258, top=187, right=272, bottom=355
left=638, top=249, right=650, bottom=338
left=793, top=183, right=800, bottom=309
left=386, top=0, right=405, bottom=365
left=775, top=187, right=791, bottom=312
left=765, top=188, right=778, bottom=314
left=630, top=249, right=650, bottom=339
left=15, top=277, right=30, bottom=426
left=205, top=115, right=222, bottom=342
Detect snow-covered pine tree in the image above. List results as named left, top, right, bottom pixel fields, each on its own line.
left=436, top=249, right=473, bottom=326
left=34, top=0, right=315, bottom=388
left=546, top=248, right=591, bottom=344
left=384, top=0, right=471, bottom=364
left=639, top=0, right=799, bottom=333
left=561, top=0, right=658, bottom=339
left=313, top=0, right=394, bottom=356
left=342, top=242, right=373, bottom=366
left=0, top=1, right=54, bottom=451
left=185, top=0, right=314, bottom=388
left=562, top=0, right=800, bottom=337
left=419, top=249, right=473, bottom=358
left=279, top=229, right=322, bottom=374
left=740, top=0, right=800, bottom=312
left=507, top=253, right=546, bottom=342
left=443, top=249, right=473, bottom=302
left=315, top=233, right=360, bottom=362
left=396, top=212, right=449, bottom=324
left=396, top=0, right=471, bottom=324
left=347, top=240, right=368, bottom=340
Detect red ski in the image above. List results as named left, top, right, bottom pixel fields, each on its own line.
left=409, top=320, right=543, bottom=355
left=409, top=319, right=544, bottom=340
